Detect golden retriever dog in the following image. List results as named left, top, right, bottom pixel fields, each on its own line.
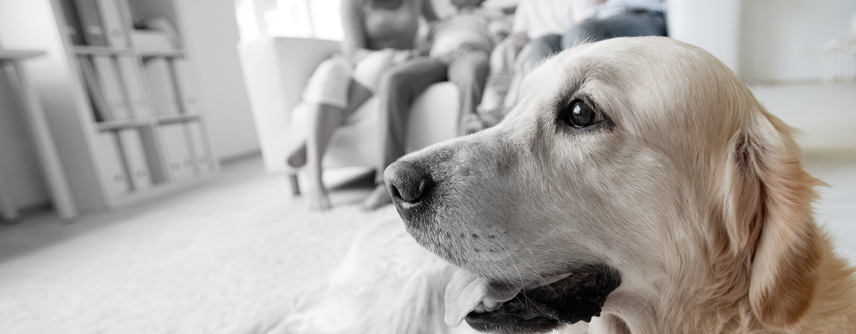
left=384, top=37, right=856, bottom=333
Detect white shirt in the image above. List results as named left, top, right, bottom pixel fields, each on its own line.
left=511, top=0, right=596, bottom=39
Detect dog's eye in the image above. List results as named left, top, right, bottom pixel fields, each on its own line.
left=561, top=100, right=602, bottom=128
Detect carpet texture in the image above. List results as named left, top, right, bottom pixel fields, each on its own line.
left=0, top=165, right=397, bottom=333
left=263, top=217, right=453, bottom=334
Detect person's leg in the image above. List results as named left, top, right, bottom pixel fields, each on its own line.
left=561, top=12, right=668, bottom=49
left=479, top=38, right=523, bottom=114
left=500, top=43, right=534, bottom=112
left=524, top=34, right=562, bottom=75
left=285, top=56, right=356, bottom=170
left=561, top=20, right=610, bottom=48
left=448, top=50, right=489, bottom=135
left=363, top=57, right=447, bottom=210
left=303, top=79, right=373, bottom=210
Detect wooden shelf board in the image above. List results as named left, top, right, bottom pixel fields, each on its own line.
left=95, top=118, right=154, bottom=131
left=0, top=49, right=47, bottom=60
left=138, top=49, right=185, bottom=58
left=155, top=113, right=201, bottom=125
left=73, top=46, right=135, bottom=56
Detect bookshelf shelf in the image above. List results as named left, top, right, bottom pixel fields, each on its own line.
left=0, top=0, right=219, bottom=213
left=95, top=118, right=153, bottom=131
left=0, top=50, right=48, bottom=60
left=138, top=49, right=185, bottom=59
left=73, top=46, right=134, bottom=56
left=155, top=113, right=200, bottom=125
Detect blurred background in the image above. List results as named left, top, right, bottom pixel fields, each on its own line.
left=0, top=0, right=854, bottom=332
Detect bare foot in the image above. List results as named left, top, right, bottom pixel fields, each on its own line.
left=306, top=180, right=331, bottom=211
left=362, top=184, right=392, bottom=210
left=285, top=142, right=307, bottom=169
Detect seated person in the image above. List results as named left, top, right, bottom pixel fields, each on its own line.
left=465, top=0, right=667, bottom=134
left=286, top=0, right=437, bottom=211
left=362, top=0, right=505, bottom=210
left=465, top=0, right=592, bottom=133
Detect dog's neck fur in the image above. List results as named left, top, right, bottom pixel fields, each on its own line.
left=599, top=215, right=856, bottom=334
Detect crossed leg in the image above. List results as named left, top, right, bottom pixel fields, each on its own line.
left=287, top=78, right=373, bottom=210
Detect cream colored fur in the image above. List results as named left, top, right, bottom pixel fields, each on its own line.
left=394, top=37, right=856, bottom=334
left=266, top=217, right=454, bottom=334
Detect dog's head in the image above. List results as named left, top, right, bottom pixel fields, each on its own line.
left=386, top=37, right=822, bottom=333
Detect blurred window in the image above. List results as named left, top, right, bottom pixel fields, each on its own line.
left=235, top=0, right=344, bottom=41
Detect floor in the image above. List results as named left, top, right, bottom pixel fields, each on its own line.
left=0, top=156, right=393, bottom=333
left=0, top=83, right=853, bottom=332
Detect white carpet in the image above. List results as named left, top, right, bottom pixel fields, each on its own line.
left=0, top=161, right=400, bottom=333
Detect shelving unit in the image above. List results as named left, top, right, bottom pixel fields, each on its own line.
left=0, top=0, right=218, bottom=213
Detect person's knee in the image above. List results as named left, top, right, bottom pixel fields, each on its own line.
left=379, top=69, right=399, bottom=87
left=635, top=13, right=668, bottom=37
left=562, top=22, right=605, bottom=49
left=379, top=69, right=411, bottom=93
left=527, top=34, right=563, bottom=70
left=530, top=34, right=563, bottom=57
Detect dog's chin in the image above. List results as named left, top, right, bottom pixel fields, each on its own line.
left=465, top=265, right=621, bottom=334
left=393, top=192, right=621, bottom=333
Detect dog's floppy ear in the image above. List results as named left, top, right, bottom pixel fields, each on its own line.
left=722, top=107, right=822, bottom=329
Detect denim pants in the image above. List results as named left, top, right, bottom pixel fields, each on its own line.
left=527, top=11, right=668, bottom=76
left=375, top=52, right=489, bottom=182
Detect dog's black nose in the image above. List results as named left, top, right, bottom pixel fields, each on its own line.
left=384, top=160, right=434, bottom=204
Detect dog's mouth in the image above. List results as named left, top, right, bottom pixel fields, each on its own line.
left=446, top=264, right=620, bottom=333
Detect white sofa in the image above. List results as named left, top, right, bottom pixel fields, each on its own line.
left=238, top=37, right=460, bottom=191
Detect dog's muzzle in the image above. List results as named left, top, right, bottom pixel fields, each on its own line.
left=384, top=160, right=436, bottom=220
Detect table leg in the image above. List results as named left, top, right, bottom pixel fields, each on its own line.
left=6, top=61, right=77, bottom=219
left=0, top=168, right=19, bottom=220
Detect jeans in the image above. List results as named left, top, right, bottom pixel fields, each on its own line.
left=527, top=11, right=668, bottom=76
left=375, top=51, right=489, bottom=181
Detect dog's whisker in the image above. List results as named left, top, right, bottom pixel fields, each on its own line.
left=627, top=289, right=654, bottom=321
left=500, top=243, right=535, bottom=314
left=507, top=234, right=562, bottom=296
left=508, top=234, right=542, bottom=276
left=475, top=246, right=516, bottom=294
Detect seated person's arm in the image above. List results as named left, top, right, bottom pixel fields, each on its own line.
left=341, top=0, right=373, bottom=64
left=412, top=0, right=441, bottom=57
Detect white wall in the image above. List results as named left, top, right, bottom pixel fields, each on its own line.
left=174, top=0, right=260, bottom=160
left=0, top=72, right=49, bottom=208
left=741, top=0, right=856, bottom=83
left=668, top=0, right=743, bottom=74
